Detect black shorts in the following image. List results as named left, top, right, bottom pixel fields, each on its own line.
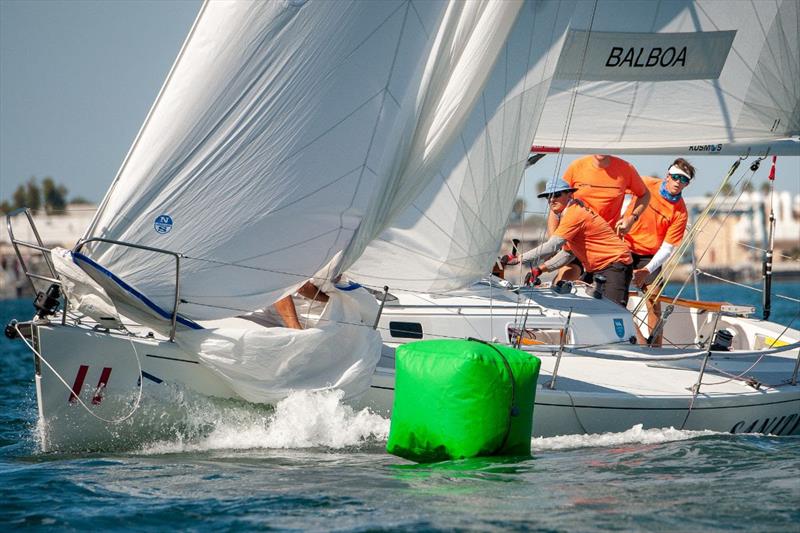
left=631, top=253, right=663, bottom=288
left=583, top=261, right=633, bottom=307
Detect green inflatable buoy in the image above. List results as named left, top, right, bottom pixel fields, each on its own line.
left=386, top=338, right=541, bottom=463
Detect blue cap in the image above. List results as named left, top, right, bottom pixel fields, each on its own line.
left=537, top=178, right=577, bottom=198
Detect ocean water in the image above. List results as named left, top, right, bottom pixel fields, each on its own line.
left=1, top=283, right=798, bottom=531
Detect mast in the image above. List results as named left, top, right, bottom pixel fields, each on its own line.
left=762, top=156, right=777, bottom=320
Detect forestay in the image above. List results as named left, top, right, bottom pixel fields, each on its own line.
left=80, top=0, right=524, bottom=322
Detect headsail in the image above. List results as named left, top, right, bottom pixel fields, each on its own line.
left=80, top=0, right=523, bottom=322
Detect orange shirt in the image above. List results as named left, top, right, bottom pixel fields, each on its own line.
left=624, top=177, right=688, bottom=255
left=554, top=201, right=632, bottom=272
left=562, top=156, right=647, bottom=226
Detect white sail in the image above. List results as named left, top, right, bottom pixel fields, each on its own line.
left=349, top=1, right=572, bottom=292
left=532, top=0, right=800, bottom=155
left=80, top=0, right=523, bottom=321
left=349, top=0, right=800, bottom=294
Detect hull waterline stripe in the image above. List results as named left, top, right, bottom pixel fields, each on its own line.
left=72, top=252, right=203, bottom=330
left=536, top=397, right=800, bottom=411
left=141, top=371, right=163, bottom=384
left=368, top=386, right=799, bottom=410
left=145, top=353, right=199, bottom=364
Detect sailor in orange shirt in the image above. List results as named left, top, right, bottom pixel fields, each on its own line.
left=550, top=154, right=650, bottom=233
left=547, top=155, right=650, bottom=281
left=520, top=179, right=633, bottom=307
left=624, top=158, right=694, bottom=346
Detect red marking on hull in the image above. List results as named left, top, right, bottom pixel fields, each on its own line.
left=69, top=365, right=89, bottom=404
left=91, top=367, right=113, bottom=405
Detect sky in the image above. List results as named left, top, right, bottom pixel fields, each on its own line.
left=1, top=0, right=798, bottom=214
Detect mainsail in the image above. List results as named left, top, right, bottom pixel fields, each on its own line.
left=350, top=0, right=800, bottom=294
left=532, top=0, right=800, bottom=155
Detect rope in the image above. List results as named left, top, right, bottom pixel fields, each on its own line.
left=696, top=269, right=800, bottom=303
left=468, top=338, right=518, bottom=452
left=15, top=321, right=144, bottom=424
left=737, top=241, right=799, bottom=262
left=634, top=156, right=749, bottom=316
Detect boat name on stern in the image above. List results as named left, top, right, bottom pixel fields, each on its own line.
left=730, top=413, right=800, bottom=436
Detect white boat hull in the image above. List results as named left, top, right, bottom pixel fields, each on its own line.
left=28, top=301, right=800, bottom=451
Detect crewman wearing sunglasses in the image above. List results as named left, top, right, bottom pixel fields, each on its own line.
left=623, top=157, right=695, bottom=345
left=519, top=178, right=633, bottom=307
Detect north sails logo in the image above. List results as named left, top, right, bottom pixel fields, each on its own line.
left=154, top=214, right=173, bottom=234
left=605, top=46, right=687, bottom=68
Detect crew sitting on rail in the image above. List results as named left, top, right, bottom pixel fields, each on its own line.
left=518, top=178, right=634, bottom=307
left=548, top=154, right=650, bottom=283
left=624, top=158, right=695, bottom=346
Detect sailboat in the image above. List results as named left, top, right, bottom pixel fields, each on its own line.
left=5, top=0, right=799, bottom=451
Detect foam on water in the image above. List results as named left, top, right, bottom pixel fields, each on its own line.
left=139, top=389, right=390, bottom=454
left=532, top=423, right=719, bottom=451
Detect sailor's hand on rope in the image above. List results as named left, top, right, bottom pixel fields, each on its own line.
left=525, top=266, right=543, bottom=286
left=633, top=268, right=650, bottom=288
left=500, top=253, right=519, bottom=266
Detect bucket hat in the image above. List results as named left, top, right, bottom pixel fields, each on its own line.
left=537, top=178, right=577, bottom=198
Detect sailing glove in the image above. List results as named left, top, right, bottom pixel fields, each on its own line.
left=525, top=266, right=542, bottom=286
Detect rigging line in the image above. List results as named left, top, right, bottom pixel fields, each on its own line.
left=696, top=270, right=800, bottom=304
left=530, top=0, right=599, bottom=272
left=702, top=353, right=771, bottom=386
left=737, top=241, right=800, bottom=262
left=634, top=157, right=752, bottom=316
left=182, top=298, right=484, bottom=342
left=408, top=0, right=428, bottom=37
left=513, top=1, right=559, bottom=320
left=14, top=322, right=144, bottom=425
left=650, top=164, right=756, bottom=308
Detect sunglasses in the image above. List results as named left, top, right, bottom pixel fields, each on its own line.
left=669, top=173, right=691, bottom=185
left=546, top=191, right=567, bottom=200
